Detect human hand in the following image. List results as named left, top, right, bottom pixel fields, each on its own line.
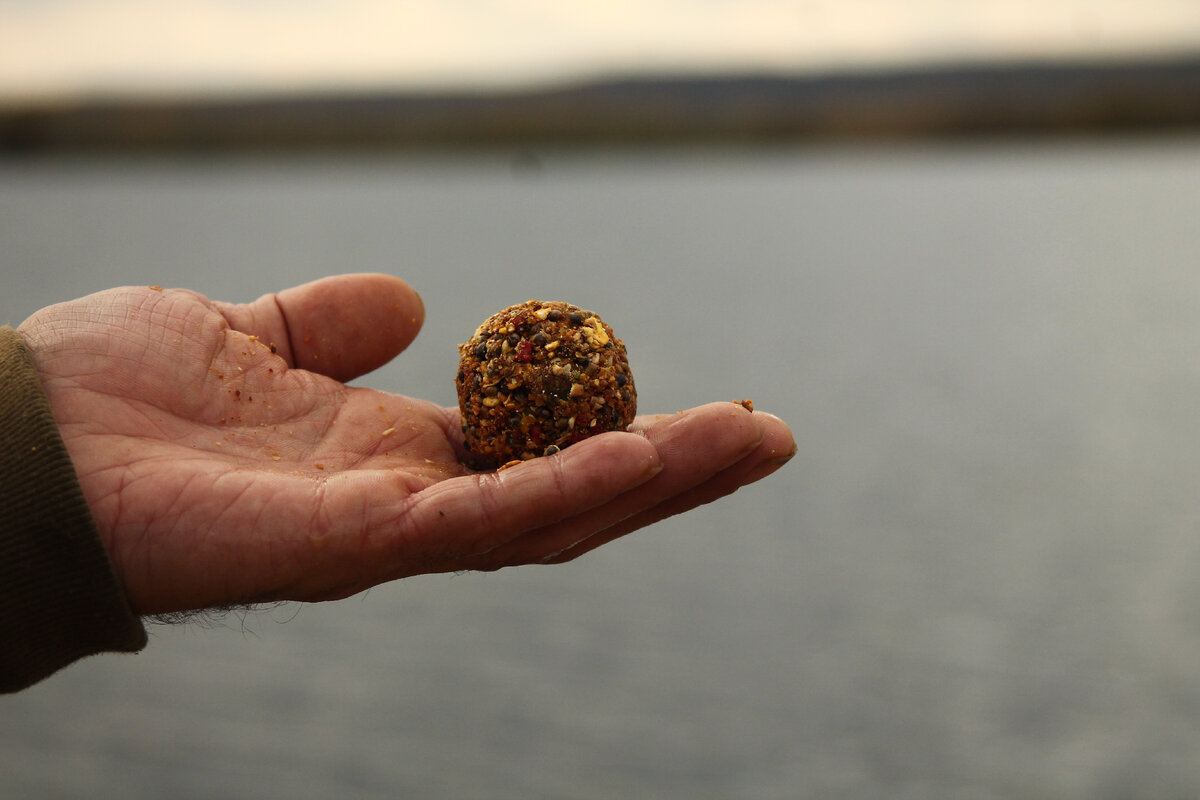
left=18, top=275, right=795, bottom=616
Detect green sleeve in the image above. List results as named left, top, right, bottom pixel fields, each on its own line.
left=0, top=325, right=147, bottom=693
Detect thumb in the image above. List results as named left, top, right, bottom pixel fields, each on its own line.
left=215, top=273, right=425, bottom=382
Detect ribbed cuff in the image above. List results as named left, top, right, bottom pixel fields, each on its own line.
left=0, top=326, right=147, bottom=693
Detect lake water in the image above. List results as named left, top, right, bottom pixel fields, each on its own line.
left=4, top=138, right=1200, bottom=798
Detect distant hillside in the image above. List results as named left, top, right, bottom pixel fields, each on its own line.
left=3, top=55, right=1200, bottom=151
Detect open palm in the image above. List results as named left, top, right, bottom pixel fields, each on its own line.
left=18, top=274, right=794, bottom=616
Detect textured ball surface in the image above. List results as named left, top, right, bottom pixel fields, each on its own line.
left=455, top=300, right=637, bottom=468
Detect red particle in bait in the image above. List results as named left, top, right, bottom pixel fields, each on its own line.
left=529, top=424, right=545, bottom=446
left=516, top=340, right=534, bottom=362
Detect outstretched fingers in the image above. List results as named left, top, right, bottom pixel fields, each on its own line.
left=461, top=402, right=794, bottom=568
left=213, top=273, right=425, bottom=382
left=371, top=430, right=663, bottom=577
left=543, top=410, right=795, bottom=563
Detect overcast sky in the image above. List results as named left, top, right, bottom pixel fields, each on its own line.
left=4, top=0, right=1200, bottom=102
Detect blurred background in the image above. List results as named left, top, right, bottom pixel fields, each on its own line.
left=4, top=2, right=1200, bottom=798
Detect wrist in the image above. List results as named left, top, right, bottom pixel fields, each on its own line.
left=0, top=326, right=146, bottom=692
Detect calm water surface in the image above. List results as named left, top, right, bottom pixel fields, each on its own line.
left=4, top=139, right=1200, bottom=798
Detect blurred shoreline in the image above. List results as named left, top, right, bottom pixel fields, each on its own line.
left=3, top=55, right=1200, bottom=152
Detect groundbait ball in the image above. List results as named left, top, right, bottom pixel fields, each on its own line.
left=455, top=300, right=636, bottom=469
